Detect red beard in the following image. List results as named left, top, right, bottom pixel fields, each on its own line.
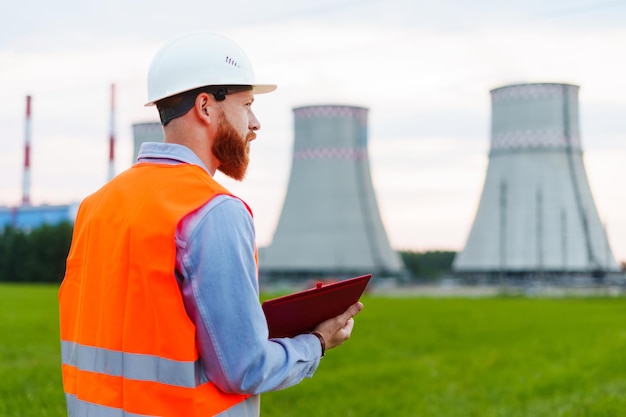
left=212, top=114, right=255, bottom=181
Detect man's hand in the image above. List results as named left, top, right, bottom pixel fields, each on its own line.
left=313, top=302, right=363, bottom=351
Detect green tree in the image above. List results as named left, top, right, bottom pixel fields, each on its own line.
left=29, top=222, right=74, bottom=283
left=1, top=227, right=31, bottom=282
left=399, top=250, right=456, bottom=280
left=0, top=222, right=73, bottom=283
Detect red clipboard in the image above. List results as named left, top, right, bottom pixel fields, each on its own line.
left=262, top=274, right=371, bottom=338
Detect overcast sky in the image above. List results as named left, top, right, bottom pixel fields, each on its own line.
left=2, top=0, right=626, bottom=261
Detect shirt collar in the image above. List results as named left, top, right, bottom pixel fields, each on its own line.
left=137, top=142, right=211, bottom=175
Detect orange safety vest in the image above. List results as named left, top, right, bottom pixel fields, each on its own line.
left=59, top=163, right=253, bottom=417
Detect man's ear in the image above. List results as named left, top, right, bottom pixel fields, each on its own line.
left=195, top=93, right=212, bottom=123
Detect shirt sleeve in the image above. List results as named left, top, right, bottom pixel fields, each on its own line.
left=175, top=194, right=322, bottom=394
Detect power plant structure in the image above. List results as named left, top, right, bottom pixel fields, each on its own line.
left=22, top=95, right=32, bottom=205
left=2, top=86, right=119, bottom=229
left=259, top=104, right=404, bottom=280
left=1, top=95, right=77, bottom=230
left=107, top=84, right=117, bottom=182
left=2, top=90, right=164, bottom=230
left=131, top=121, right=163, bottom=162
left=453, top=82, right=620, bottom=280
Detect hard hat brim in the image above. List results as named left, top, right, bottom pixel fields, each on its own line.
left=252, top=84, right=277, bottom=94
left=145, top=83, right=277, bottom=107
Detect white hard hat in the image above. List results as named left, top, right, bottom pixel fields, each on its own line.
left=145, top=32, right=276, bottom=106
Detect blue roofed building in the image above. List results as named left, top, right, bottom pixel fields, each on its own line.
left=0, top=203, right=79, bottom=231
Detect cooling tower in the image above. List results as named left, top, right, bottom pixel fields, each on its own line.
left=131, top=121, right=163, bottom=163
left=453, top=83, right=619, bottom=278
left=260, top=104, right=404, bottom=279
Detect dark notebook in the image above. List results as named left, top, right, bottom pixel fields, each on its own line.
left=262, top=274, right=372, bottom=338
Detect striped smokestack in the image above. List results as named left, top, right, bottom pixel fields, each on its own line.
left=108, top=84, right=116, bottom=181
left=22, top=95, right=32, bottom=206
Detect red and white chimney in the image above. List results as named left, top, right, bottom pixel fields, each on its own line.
left=22, top=95, right=32, bottom=206
left=108, top=84, right=116, bottom=181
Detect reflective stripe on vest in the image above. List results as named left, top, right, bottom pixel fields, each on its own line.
left=62, top=361, right=247, bottom=417
left=59, top=163, right=255, bottom=417
left=61, top=341, right=209, bottom=387
left=65, top=393, right=256, bottom=417
left=65, top=394, right=147, bottom=417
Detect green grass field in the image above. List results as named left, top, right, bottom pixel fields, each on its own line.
left=2, top=284, right=626, bottom=416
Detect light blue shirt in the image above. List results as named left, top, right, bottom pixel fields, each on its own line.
left=137, top=143, right=322, bottom=417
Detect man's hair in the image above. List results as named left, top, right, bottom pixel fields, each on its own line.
left=156, top=85, right=252, bottom=126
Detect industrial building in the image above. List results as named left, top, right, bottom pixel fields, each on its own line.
left=2, top=86, right=130, bottom=230
left=1, top=95, right=79, bottom=231
left=260, top=104, right=404, bottom=280
left=453, top=83, right=620, bottom=280
left=131, top=121, right=164, bottom=162
left=0, top=204, right=78, bottom=230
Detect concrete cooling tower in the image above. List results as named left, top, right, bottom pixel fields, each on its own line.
left=453, top=83, right=619, bottom=279
left=260, top=105, right=404, bottom=279
left=131, top=122, right=163, bottom=163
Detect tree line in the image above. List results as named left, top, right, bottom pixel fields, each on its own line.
left=0, top=223, right=456, bottom=283
left=399, top=250, right=457, bottom=280
left=0, top=222, right=73, bottom=283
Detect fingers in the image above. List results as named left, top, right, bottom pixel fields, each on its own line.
left=338, top=302, right=363, bottom=324
left=351, top=301, right=364, bottom=315
left=326, top=316, right=355, bottom=350
left=341, top=317, right=355, bottom=333
left=313, top=302, right=363, bottom=351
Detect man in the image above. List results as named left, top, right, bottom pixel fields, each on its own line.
left=59, top=32, right=363, bottom=417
